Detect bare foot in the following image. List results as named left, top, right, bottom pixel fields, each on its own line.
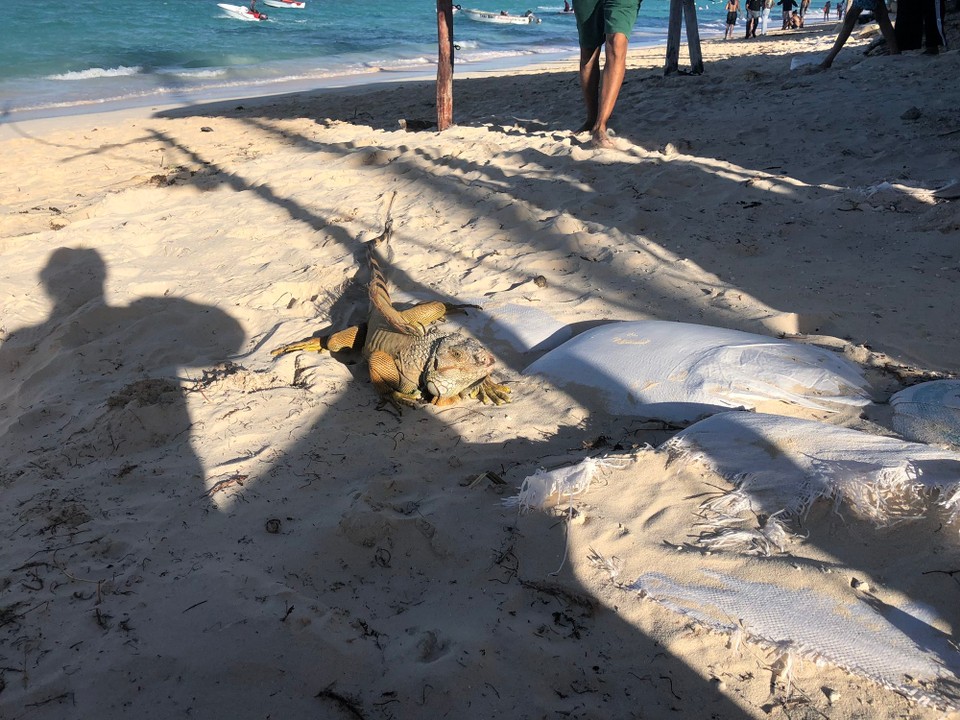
left=590, top=129, right=616, bottom=149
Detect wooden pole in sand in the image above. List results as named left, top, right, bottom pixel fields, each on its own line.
left=664, top=0, right=704, bottom=75
left=437, top=0, right=455, bottom=130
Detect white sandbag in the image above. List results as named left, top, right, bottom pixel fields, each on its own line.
left=509, top=416, right=960, bottom=712
left=661, top=412, right=960, bottom=533
left=523, top=320, right=871, bottom=423
left=481, top=303, right=573, bottom=354
left=632, top=569, right=960, bottom=711
left=891, top=379, right=960, bottom=448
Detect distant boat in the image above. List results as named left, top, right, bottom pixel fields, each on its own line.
left=455, top=7, right=542, bottom=24
left=262, top=0, right=306, bottom=8
left=217, top=3, right=268, bottom=21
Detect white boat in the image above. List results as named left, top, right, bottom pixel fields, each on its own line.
left=455, top=7, right=542, bottom=24
left=217, top=3, right=268, bottom=21
left=262, top=0, right=305, bottom=8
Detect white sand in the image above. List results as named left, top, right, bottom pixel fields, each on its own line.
left=2, top=19, right=959, bottom=719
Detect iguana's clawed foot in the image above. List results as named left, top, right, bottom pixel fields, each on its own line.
left=379, top=389, right=422, bottom=414
left=469, top=378, right=512, bottom=405
left=271, top=337, right=325, bottom=357
left=443, top=302, right=482, bottom=316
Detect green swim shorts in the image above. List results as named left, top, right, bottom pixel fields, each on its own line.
left=573, top=0, right=642, bottom=49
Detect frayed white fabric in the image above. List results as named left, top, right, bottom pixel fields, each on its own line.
left=511, top=415, right=960, bottom=710
left=630, top=569, right=960, bottom=711
left=523, top=321, right=871, bottom=423
left=503, top=455, right=632, bottom=512
left=662, top=412, right=960, bottom=543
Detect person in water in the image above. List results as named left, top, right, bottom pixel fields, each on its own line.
left=573, top=0, right=642, bottom=149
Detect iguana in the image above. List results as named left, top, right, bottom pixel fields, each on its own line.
left=271, top=195, right=510, bottom=410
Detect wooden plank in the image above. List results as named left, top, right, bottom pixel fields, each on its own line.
left=664, top=0, right=683, bottom=75
left=682, top=0, right=704, bottom=75
left=436, top=0, right=454, bottom=130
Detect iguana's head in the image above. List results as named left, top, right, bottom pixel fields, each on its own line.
left=423, top=333, right=495, bottom=401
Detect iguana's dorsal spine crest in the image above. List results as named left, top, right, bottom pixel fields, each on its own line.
left=367, top=192, right=423, bottom=337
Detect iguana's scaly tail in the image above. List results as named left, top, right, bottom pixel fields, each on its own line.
left=367, top=192, right=426, bottom=337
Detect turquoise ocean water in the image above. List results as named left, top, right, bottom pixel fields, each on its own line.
left=0, top=0, right=727, bottom=122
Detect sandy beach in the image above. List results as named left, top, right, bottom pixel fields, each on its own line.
left=2, top=16, right=960, bottom=720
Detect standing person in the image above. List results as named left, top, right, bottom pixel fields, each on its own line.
left=820, top=0, right=898, bottom=67
left=777, top=0, right=798, bottom=27
left=896, top=0, right=947, bottom=53
left=920, top=0, right=947, bottom=53
left=837, top=0, right=845, bottom=19
left=573, top=0, right=642, bottom=149
left=745, top=0, right=764, bottom=36
left=760, top=0, right=775, bottom=34
left=725, top=0, right=740, bottom=39
left=823, top=0, right=831, bottom=19
left=799, top=0, right=811, bottom=16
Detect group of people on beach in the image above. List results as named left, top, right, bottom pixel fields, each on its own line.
left=572, top=0, right=945, bottom=148
left=821, top=0, right=847, bottom=20
left=820, top=0, right=947, bottom=67
left=725, top=0, right=814, bottom=39
left=721, top=0, right=945, bottom=66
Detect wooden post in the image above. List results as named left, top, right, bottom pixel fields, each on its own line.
left=664, top=0, right=703, bottom=75
left=664, top=0, right=683, bottom=75
left=682, top=0, right=704, bottom=75
left=437, top=0, right=454, bottom=130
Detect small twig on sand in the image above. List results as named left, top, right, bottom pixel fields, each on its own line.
left=315, top=688, right=366, bottom=720
left=202, top=474, right=248, bottom=498
left=52, top=549, right=104, bottom=604
left=519, top=578, right=596, bottom=613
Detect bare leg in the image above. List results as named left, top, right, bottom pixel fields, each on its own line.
left=591, top=32, right=629, bottom=148
left=820, top=9, right=861, bottom=67
left=875, top=3, right=900, bottom=54
left=577, top=45, right=602, bottom=133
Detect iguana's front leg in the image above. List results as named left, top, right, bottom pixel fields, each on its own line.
left=271, top=325, right=366, bottom=357
left=368, top=350, right=421, bottom=410
left=468, top=377, right=512, bottom=405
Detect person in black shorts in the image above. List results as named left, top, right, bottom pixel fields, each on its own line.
left=725, top=0, right=740, bottom=39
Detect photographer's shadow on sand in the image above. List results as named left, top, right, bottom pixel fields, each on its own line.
left=0, top=246, right=244, bottom=508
